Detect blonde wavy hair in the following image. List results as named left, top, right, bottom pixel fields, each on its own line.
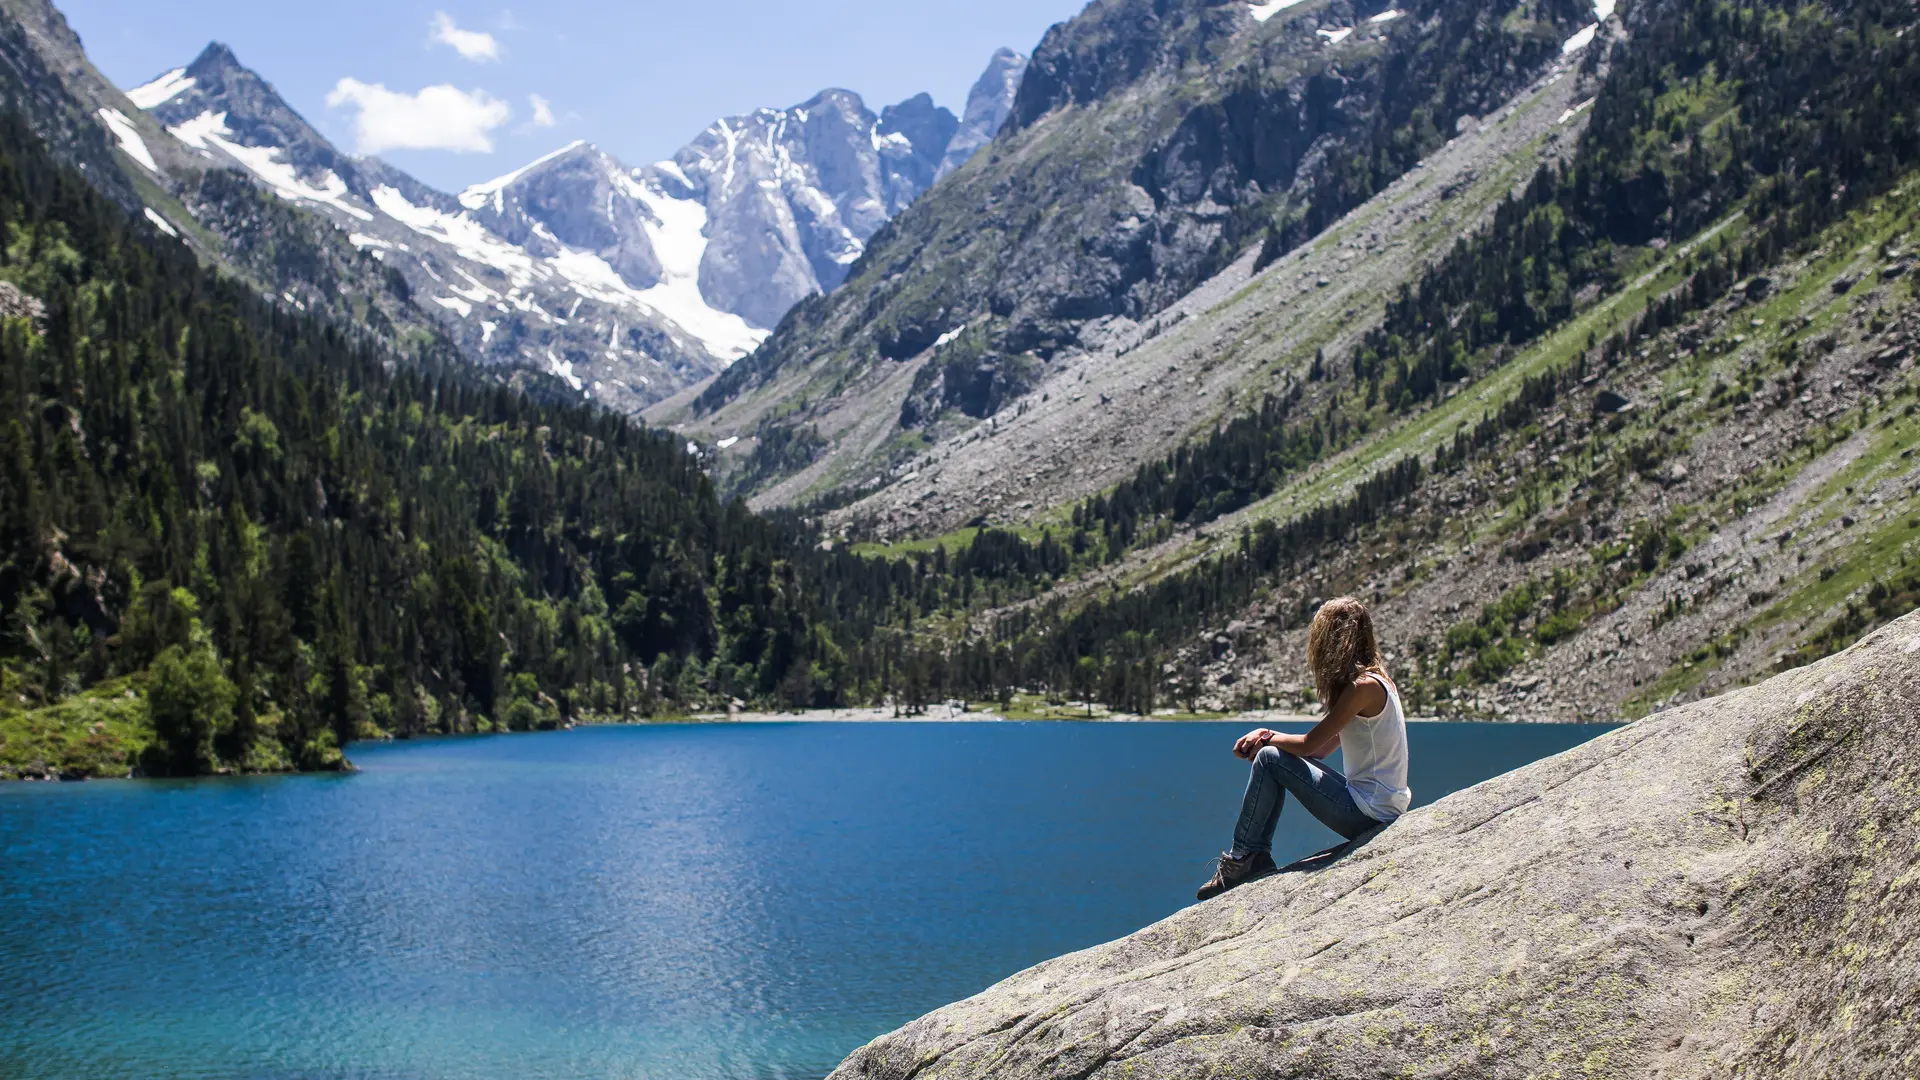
left=1307, top=597, right=1387, bottom=708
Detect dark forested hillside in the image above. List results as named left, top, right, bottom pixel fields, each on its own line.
left=0, top=97, right=1236, bottom=780
left=0, top=110, right=869, bottom=777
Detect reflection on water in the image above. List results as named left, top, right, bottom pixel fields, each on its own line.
left=0, top=721, right=1616, bottom=1080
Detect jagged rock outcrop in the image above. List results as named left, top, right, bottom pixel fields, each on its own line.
left=660, top=87, right=958, bottom=330
left=936, top=47, right=1029, bottom=181
left=829, top=609, right=1920, bottom=1079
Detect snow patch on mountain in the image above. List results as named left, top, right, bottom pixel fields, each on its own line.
left=653, top=159, right=693, bottom=188
left=1249, top=0, right=1311, bottom=22
left=169, top=111, right=372, bottom=221
left=1558, top=98, right=1595, bottom=124
left=625, top=180, right=768, bottom=362
left=933, top=323, right=974, bottom=349
left=96, top=108, right=157, bottom=172
left=373, top=174, right=765, bottom=362
left=369, top=185, right=533, bottom=285
left=126, top=68, right=194, bottom=109
left=143, top=207, right=179, bottom=237
left=1563, top=0, right=1617, bottom=50
left=546, top=349, right=583, bottom=391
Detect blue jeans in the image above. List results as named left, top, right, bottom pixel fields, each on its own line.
left=1232, top=746, right=1380, bottom=857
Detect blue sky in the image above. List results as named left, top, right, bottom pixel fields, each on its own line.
left=60, top=0, right=1086, bottom=192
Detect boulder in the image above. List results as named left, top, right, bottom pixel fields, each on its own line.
left=0, top=280, right=45, bottom=326
left=1594, top=388, right=1635, bottom=413
left=829, top=610, right=1920, bottom=1079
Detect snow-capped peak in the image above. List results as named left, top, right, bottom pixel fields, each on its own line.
left=112, top=40, right=1017, bottom=413
left=459, top=140, right=590, bottom=210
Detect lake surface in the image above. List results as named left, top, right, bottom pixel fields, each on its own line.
left=0, top=721, right=1616, bottom=1080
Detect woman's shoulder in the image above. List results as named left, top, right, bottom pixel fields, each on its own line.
left=1348, top=672, right=1392, bottom=719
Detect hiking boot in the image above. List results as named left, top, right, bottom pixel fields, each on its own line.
left=1195, top=850, right=1277, bottom=901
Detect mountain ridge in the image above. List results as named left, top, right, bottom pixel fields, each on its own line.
left=121, top=40, right=1027, bottom=411
left=670, top=0, right=1595, bottom=491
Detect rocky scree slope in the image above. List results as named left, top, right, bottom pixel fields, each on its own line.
left=675, top=0, right=1594, bottom=491
left=127, top=42, right=1025, bottom=412
left=779, top=50, right=1596, bottom=533
left=830, top=609, right=1920, bottom=1079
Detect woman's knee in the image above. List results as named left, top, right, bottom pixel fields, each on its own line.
left=1256, top=744, right=1318, bottom=782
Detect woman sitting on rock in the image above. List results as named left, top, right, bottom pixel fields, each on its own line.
left=1197, top=596, right=1411, bottom=901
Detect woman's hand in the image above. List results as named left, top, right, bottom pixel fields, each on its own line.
left=1234, top=728, right=1278, bottom=759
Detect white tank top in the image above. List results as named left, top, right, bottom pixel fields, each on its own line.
left=1343, top=674, right=1412, bottom=822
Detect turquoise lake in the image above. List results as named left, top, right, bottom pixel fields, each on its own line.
left=0, top=721, right=1617, bottom=1079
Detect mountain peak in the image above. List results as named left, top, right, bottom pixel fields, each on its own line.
left=458, top=139, right=594, bottom=210
left=126, top=40, right=250, bottom=112
left=187, top=41, right=243, bottom=76
left=793, top=87, right=870, bottom=118
left=880, top=93, right=959, bottom=170
left=935, top=46, right=1029, bottom=181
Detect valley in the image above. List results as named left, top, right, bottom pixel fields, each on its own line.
left=3, top=0, right=1918, bottom=783
left=0, top=0, right=1915, bottom=1074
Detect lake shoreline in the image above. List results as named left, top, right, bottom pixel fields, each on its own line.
left=1, top=709, right=1588, bottom=783
left=690, top=708, right=1472, bottom=725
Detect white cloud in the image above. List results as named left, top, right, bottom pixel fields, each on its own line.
left=326, top=79, right=511, bottom=154
left=430, top=12, right=501, bottom=62
left=529, top=94, right=556, bottom=127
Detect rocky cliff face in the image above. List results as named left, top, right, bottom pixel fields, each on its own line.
left=830, top=609, right=1920, bottom=1078
left=655, top=87, right=959, bottom=331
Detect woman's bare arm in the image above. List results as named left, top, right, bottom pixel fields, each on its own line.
left=1235, top=678, right=1384, bottom=760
